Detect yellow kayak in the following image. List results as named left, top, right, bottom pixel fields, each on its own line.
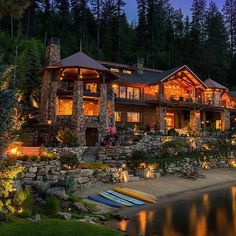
left=113, top=187, right=158, bottom=203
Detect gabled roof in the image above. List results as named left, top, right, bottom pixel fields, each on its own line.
left=204, top=78, right=228, bottom=90
left=116, top=65, right=207, bottom=88
left=48, top=51, right=112, bottom=73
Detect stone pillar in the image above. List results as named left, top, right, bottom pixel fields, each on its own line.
left=107, top=92, right=115, bottom=128
left=48, top=81, right=60, bottom=123
left=99, top=83, right=108, bottom=141
left=190, top=110, right=201, bottom=132
left=40, top=70, right=51, bottom=122
left=73, top=81, right=86, bottom=145
left=221, top=109, right=230, bottom=131
left=156, top=106, right=166, bottom=133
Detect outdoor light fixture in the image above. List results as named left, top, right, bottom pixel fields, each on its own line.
left=47, top=120, right=52, bottom=125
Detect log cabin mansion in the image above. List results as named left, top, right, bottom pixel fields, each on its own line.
left=39, top=41, right=236, bottom=146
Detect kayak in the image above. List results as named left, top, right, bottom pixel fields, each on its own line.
left=107, top=190, right=144, bottom=205
left=113, top=187, right=158, bottom=203
left=88, top=195, right=122, bottom=208
left=99, top=191, right=134, bottom=207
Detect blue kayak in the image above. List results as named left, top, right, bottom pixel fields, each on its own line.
left=88, top=195, right=122, bottom=208
left=107, top=190, right=144, bottom=205
left=99, top=191, right=134, bottom=207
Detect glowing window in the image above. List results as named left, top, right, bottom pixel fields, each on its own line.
left=115, top=112, right=121, bottom=122
left=123, top=70, right=132, bottom=75
left=112, top=84, right=119, bottom=97
left=84, top=101, right=99, bottom=116
left=56, top=98, right=73, bottom=116
left=110, top=68, right=119, bottom=73
left=127, top=112, right=141, bottom=122
left=85, top=83, right=97, bottom=93
left=119, top=86, right=127, bottom=98
left=127, top=87, right=134, bottom=99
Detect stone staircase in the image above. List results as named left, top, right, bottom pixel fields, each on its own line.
left=82, top=146, right=100, bottom=162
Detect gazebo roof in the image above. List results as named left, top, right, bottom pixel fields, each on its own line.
left=47, top=51, right=118, bottom=78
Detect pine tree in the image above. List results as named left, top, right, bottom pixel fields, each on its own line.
left=204, top=2, right=230, bottom=83
left=223, top=0, right=236, bottom=57
left=136, top=0, right=147, bottom=54
left=189, top=0, right=207, bottom=73
left=0, top=0, right=30, bottom=38
left=90, top=0, right=103, bottom=53
left=115, top=0, right=125, bottom=62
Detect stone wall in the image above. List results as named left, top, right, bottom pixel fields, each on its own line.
left=17, top=160, right=124, bottom=191
left=98, top=134, right=235, bottom=161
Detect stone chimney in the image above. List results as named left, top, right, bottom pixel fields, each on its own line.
left=45, top=38, right=60, bottom=65
left=137, top=57, right=144, bottom=74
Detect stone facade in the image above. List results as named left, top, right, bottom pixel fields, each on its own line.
left=190, top=110, right=201, bottom=131
left=221, top=109, right=231, bottom=131
left=73, top=81, right=86, bottom=145
left=45, top=44, right=60, bottom=65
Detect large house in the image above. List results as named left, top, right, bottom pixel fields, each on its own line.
left=39, top=40, right=236, bottom=146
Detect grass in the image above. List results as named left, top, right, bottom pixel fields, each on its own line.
left=0, top=219, right=124, bottom=236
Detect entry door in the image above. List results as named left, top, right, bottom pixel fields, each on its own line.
left=85, top=128, right=98, bottom=146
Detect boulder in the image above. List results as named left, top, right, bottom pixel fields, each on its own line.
left=46, top=187, right=69, bottom=200
left=58, top=212, right=72, bottom=220
left=73, top=202, right=88, bottom=212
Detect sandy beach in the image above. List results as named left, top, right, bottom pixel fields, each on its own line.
left=76, top=168, right=236, bottom=216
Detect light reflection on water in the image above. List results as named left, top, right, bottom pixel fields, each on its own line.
left=117, top=185, right=236, bottom=236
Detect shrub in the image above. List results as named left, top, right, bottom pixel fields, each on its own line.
left=131, top=150, right=147, bottom=162
left=18, top=209, right=32, bottom=218
left=45, top=197, right=60, bottom=217
left=59, top=151, right=78, bottom=166
left=161, top=140, right=184, bottom=155
left=0, top=159, right=23, bottom=214
left=62, top=175, right=75, bottom=194
left=56, top=128, right=78, bottom=147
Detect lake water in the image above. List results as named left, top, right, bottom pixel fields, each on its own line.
left=116, top=185, right=236, bottom=236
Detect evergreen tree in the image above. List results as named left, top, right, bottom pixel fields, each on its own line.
left=204, top=2, right=230, bottom=83
left=90, top=0, right=103, bottom=54
left=0, top=0, right=30, bottom=38
left=189, top=0, right=207, bottom=74
left=223, top=0, right=236, bottom=57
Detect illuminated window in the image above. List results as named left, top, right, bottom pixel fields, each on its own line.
left=119, top=86, right=127, bottom=98
left=115, top=112, right=121, bottom=122
left=127, top=112, right=141, bottom=122
left=85, top=83, right=97, bottom=93
left=56, top=97, right=73, bottom=116
left=127, top=87, right=140, bottom=100
left=127, top=87, right=134, bottom=99
left=123, top=70, right=132, bottom=75
left=84, top=101, right=99, bottom=116
left=110, top=68, right=119, bottom=73
left=113, top=84, right=119, bottom=97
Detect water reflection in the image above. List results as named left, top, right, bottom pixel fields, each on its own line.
left=117, top=185, right=236, bottom=236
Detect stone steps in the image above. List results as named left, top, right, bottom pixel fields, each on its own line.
left=82, top=146, right=100, bottom=162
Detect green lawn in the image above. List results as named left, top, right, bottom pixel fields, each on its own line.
left=0, top=219, right=124, bottom=236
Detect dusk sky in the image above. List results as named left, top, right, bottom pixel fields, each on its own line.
left=125, top=0, right=225, bottom=22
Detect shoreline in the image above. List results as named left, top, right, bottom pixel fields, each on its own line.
left=112, top=180, right=236, bottom=218
left=76, top=169, right=236, bottom=216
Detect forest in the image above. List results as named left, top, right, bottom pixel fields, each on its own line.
left=0, top=0, right=236, bottom=96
